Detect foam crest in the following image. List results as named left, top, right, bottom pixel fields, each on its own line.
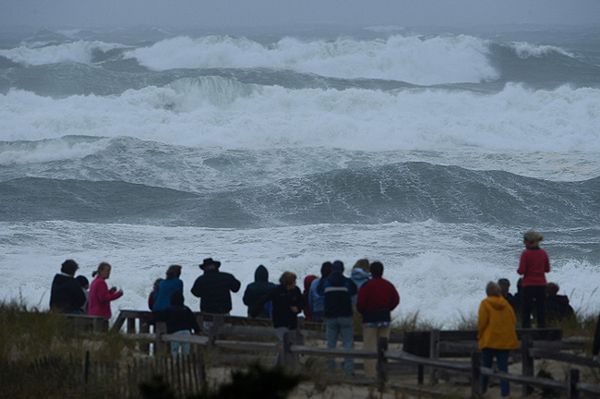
left=125, top=34, right=498, bottom=85
left=1, top=83, right=599, bottom=153
left=0, top=40, right=126, bottom=66
left=510, top=41, right=575, bottom=59
left=0, top=136, right=110, bottom=166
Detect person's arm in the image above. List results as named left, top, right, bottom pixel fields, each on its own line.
left=544, top=251, right=550, bottom=273
left=108, top=288, right=123, bottom=301
left=230, top=275, right=241, bottom=293
left=477, top=302, right=489, bottom=340
left=356, top=283, right=368, bottom=314
left=242, top=285, right=251, bottom=306
left=347, top=279, right=358, bottom=297
left=190, top=277, right=202, bottom=298
left=517, top=251, right=527, bottom=275
left=389, top=284, right=400, bottom=310
left=70, top=280, right=86, bottom=309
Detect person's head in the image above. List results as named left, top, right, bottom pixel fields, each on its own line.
left=166, top=265, right=182, bottom=279
left=255, top=265, right=269, bottom=282
left=547, top=282, right=560, bottom=297
left=332, top=260, right=344, bottom=274
left=200, top=257, right=221, bottom=272
left=304, top=274, right=317, bottom=291
left=170, top=291, right=185, bottom=307
left=92, top=262, right=111, bottom=279
left=497, top=278, right=510, bottom=296
left=370, top=261, right=384, bottom=278
left=320, top=261, right=333, bottom=278
left=353, top=258, right=370, bottom=272
left=279, top=271, right=297, bottom=289
left=61, top=259, right=79, bottom=276
left=486, top=281, right=501, bottom=297
left=523, top=230, right=543, bottom=248
left=75, top=275, right=89, bottom=289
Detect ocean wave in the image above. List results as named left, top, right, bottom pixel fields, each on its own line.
left=124, top=34, right=498, bottom=85
left=0, top=40, right=128, bottom=66
left=509, top=41, right=575, bottom=59
left=1, top=81, right=599, bottom=153
left=1, top=163, right=598, bottom=228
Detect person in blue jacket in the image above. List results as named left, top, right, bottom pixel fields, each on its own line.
left=308, top=261, right=332, bottom=322
left=152, top=265, right=184, bottom=312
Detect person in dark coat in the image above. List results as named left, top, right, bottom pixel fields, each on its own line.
left=545, top=282, right=575, bottom=324
left=75, top=275, right=89, bottom=314
left=191, top=258, right=241, bottom=314
left=317, top=260, right=357, bottom=375
left=593, top=314, right=600, bottom=361
left=243, top=265, right=276, bottom=318
left=517, top=230, right=550, bottom=328
left=49, top=259, right=86, bottom=313
left=154, top=292, right=201, bottom=356
left=264, top=271, right=304, bottom=335
left=148, top=278, right=163, bottom=311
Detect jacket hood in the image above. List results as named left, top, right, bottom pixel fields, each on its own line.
left=351, top=268, right=370, bottom=282
left=332, top=260, right=344, bottom=274
left=304, top=275, right=318, bottom=291
left=254, top=265, right=269, bottom=282
left=483, top=296, right=508, bottom=311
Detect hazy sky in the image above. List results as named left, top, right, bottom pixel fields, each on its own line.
left=1, top=0, right=599, bottom=29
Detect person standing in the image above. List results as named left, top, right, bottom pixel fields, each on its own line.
left=308, top=262, right=332, bottom=322
left=478, top=282, right=519, bottom=397
left=75, top=275, right=90, bottom=314
left=302, top=274, right=318, bottom=321
left=517, top=230, right=550, bottom=328
left=152, top=265, right=184, bottom=312
left=153, top=292, right=201, bottom=357
left=318, top=260, right=357, bottom=375
left=356, top=261, right=399, bottom=377
left=49, top=259, right=86, bottom=313
left=243, top=264, right=277, bottom=318
left=87, top=262, right=123, bottom=319
left=191, top=258, right=241, bottom=314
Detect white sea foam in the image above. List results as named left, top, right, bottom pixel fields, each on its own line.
left=0, top=40, right=126, bottom=65
left=0, top=137, right=111, bottom=166
left=1, top=221, right=597, bottom=326
left=1, top=80, right=599, bottom=154
left=510, top=41, right=575, bottom=59
left=125, top=34, right=498, bottom=85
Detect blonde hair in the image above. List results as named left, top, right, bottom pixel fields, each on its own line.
left=92, top=262, right=111, bottom=277
left=279, top=271, right=297, bottom=286
left=352, top=258, right=370, bottom=272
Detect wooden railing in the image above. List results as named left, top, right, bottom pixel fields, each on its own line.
left=110, top=310, right=599, bottom=398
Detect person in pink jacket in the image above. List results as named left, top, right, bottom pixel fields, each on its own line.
left=88, top=262, right=123, bottom=319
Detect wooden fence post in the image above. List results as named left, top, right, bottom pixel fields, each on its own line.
left=429, top=329, right=440, bottom=385
left=470, top=351, right=481, bottom=398
left=521, top=333, right=534, bottom=396
left=155, top=322, right=168, bottom=355
left=567, top=368, right=580, bottom=399
left=208, top=315, right=224, bottom=347
left=377, top=336, right=389, bottom=391
left=126, top=317, right=136, bottom=335
left=140, top=319, right=150, bottom=354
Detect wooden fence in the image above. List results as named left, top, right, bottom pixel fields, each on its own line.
left=62, top=311, right=600, bottom=398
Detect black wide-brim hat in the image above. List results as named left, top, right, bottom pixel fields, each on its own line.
left=200, top=257, right=221, bottom=270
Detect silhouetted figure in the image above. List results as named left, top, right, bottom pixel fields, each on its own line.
left=191, top=258, right=240, bottom=314
left=75, top=275, right=89, bottom=314
left=152, top=265, right=183, bottom=312
left=478, top=282, right=518, bottom=397
left=497, top=278, right=514, bottom=305
left=88, top=262, right=123, bottom=319
left=545, top=282, right=575, bottom=324
left=154, top=292, right=200, bottom=356
left=243, top=265, right=277, bottom=318
left=517, top=230, right=550, bottom=328
left=148, top=278, right=163, bottom=311
left=265, top=271, right=304, bottom=338
left=308, top=261, right=332, bottom=322
left=357, top=261, right=399, bottom=377
left=49, top=259, right=86, bottom=313
left=318, top=260, right=357, bottom=375
left=302, top=274, right=318, bottom=321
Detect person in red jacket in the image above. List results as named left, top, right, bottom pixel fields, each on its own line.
left=88, top=262, right=123, bottom=319
left=517, top=230, right=550, bottom=328
left=357, top=261, right=399, bottom=377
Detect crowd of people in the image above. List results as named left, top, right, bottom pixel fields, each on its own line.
left=49, top=230, right=600, bottom=392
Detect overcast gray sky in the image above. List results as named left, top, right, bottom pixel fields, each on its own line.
left=1, top=0, right=599, bottom=29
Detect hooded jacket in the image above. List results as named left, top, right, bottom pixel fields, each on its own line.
left=478, top=296, right=519, bottom=350
left=49, top=273, right=86, bottom=313
left=356, top=277, right=400, bottom=323
left=351, top=268, right=371, bottom=289
left=318, top=271, right=357, bottom=318
left=243, top=265, right=276, bottom=318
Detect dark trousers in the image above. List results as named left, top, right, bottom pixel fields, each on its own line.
left=481, top=349, right=510, bottom=397
left=522, top=285, right=546, bottom=328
